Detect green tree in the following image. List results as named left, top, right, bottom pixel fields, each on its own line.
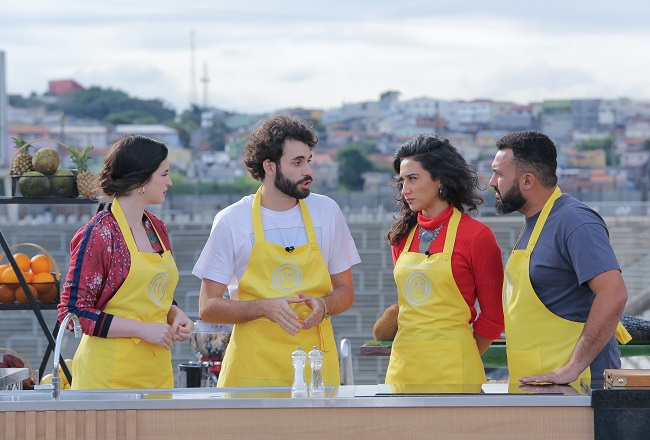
left=380, top=90, right=400, bottom=102
left=104, top=111, right=157, bottom=125
left=168, top=121, right=193, bottom=148
left=302, top=117, right=327, bottom=144
left=208, top=117, right=229, bottom=151
left=336, top=147, right=374, bottom=191
left=170, top=173, right=258, bottom=195
left=172, top=105, right=203, bottom=148
left=9, top=94, right=40, bottom=107
left=179, top=105, right=203, bottom=126
left=59, top=86, right=176, bottom=124
left=343, top=140, right=378, bottom=155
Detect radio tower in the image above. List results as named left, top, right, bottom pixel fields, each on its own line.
left=201, top=63, right=210, bottom=110
left=189, top=31, right=197, bottom=107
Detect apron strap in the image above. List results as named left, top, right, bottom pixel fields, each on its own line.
left=298, top=198, right=318, bottom=246
left=111, top=198, right=138, bottom=252
left=110, top=198, right=169, bottom=253
left=251, top=185, right=319, bottom=248
left=403, top=226, right=418, bottom=254
left=525, top=186, right=562, bottom=252
left=442, top=208, right=462, bottom=256
left=400, top=207, right=461, bottom=257
left=143, top=211, right=169, bottom=252
left=252, top=187, right=265, bottom=243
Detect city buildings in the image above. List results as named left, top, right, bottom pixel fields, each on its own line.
left=3, top=79, right=650, bottom=200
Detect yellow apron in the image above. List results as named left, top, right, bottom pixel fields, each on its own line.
left=217, top=187, right=339, bottom=387
left=72, top=198, right=179, bottom=389
left=503, top=186, right=630, bottom=388
left=385, top=208, right=486, bottom=387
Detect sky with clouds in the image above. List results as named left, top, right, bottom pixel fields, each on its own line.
left=1, top=0, right=649, bottom=114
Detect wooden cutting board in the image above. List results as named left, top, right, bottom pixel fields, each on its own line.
left=604, top=369, right=650, bottom=387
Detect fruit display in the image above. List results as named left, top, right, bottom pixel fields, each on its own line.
left=68, top=145, right=99, bottom=200
left=0, top=249, right=59, bottom=305
left=10, top=138, right=98, bottom=199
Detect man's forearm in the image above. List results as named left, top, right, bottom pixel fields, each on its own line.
left=199, top=294, right=265, bottom=324
left=321, top=269, right=355, bottom=316
left=566, top=279, right=626, bottom=374
left=320, top=285, right=354, bottom=317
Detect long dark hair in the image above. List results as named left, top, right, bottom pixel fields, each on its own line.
left=385, top=134, right=483, bottom=245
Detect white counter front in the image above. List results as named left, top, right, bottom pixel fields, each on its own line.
left=0, top=384, right=594, bottom=440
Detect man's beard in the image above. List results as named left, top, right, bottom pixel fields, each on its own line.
left=275, top=166, right=312, bottom=199
left=494, top=181, right=526, bottom=215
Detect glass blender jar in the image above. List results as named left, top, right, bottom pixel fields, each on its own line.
left=190, top=320, right=233, bottom=386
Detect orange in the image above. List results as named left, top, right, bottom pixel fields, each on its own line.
left=1, top=267, right=21, bottom=285
left=38, top=284, right=58, bottom=304
left=0, top=267, right=33, bottom=287
left=12, top=253, right=31, bottom=272
left=32, top=272, right=56, bottom=294
left=0, top=264, right=9, bottom=275
left=30, top=254, right=52, bottom=275
left=22, top=271, right=34, bottom=283
left=15, top=284, right=38, bottom=304
left=0, top=284, right=16, bottom=304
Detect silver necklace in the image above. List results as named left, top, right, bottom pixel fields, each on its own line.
left=418, top=224, right=444, bottom=254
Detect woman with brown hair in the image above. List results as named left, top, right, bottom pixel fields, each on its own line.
left=383, top=134, right=503, bottom=385
left=58, top=135, right=193, bottom=389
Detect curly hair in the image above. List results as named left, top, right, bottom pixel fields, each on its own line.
left=496, top=130, right=558, bottom=188
left=385, top=134, right=483, bottom=246
left=242, top=114, right=318, bottom=181
left=99, top=134, right=168, bottom=197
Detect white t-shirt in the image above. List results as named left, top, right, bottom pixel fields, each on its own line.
left=192, top=193, right=361, bottom=300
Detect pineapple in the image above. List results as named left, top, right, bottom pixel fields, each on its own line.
left=10, top=135, right=33, bottom=175
left=68, top=145, right=99, bottom=200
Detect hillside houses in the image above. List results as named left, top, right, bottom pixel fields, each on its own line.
left=4, top=85, right=650, bottom=199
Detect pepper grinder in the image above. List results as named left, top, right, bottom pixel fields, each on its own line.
left=291, top=346, right=308, bottom=398
left=308, top=346, right=325, bottom=398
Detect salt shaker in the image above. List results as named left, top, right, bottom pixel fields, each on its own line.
left=308, top=346, right=325, bottom=398
left=291, top=346, right=308, bottom=398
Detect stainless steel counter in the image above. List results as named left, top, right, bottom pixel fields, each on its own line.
left=0, top=368, right=29, bottom=390
left=0, top=383, right=590, bottom=411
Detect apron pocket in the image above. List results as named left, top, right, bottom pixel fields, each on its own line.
left=126, top=314, right=166, bottom=356
left=387, top=339, right=463, bottom=384
left=149, top=341, right=167, bottom=356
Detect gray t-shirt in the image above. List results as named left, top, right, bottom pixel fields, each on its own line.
left=515, top=194, right=621, bottom=376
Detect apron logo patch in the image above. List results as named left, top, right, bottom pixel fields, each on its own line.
left=503, top=272, right=513, bottom=306
left=271, top=263, right=303, bottom=292
left=149, top=272, right=170, bottom=303
left=404, top=271, right=432, bottom=306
